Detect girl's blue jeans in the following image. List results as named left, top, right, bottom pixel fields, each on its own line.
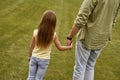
left=73, top=41, right=102, bottom=80
left=27, top=56, right=49, bottom=80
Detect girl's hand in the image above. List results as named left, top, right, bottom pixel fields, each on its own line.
left=28, top=57, right=31, bottom=62
left=69, top=42, right=73, bottom=49
left=66, top=39, right=72, bottom=46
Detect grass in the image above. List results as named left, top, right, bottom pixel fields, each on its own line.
left=0, top=0, right=120, bottom=80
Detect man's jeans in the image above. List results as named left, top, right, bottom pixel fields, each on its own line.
left=27, top=56, right=49, bottom=80
left=73, top=41, right=102, bottom=80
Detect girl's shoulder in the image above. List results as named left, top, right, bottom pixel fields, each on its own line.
left=54, top=32, right=56, bottom=35
left=34, top=29, right=38, bottom=31
left=33, top=29, right=38, bottom=37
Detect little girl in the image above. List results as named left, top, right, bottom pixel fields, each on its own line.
left=27, top=10, right=72, bottom=80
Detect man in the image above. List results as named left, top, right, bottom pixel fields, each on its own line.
left=66, top=0, right=120, bottom=80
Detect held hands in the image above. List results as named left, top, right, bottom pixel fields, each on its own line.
left=66, top=39, right=72, bottom=46
left=69, top=41, right=73, bottom=49
left=66, top=39, right=73, bottom=50
left=66, top=37, right=73, bottom=50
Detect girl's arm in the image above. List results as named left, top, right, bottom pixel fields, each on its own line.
left=54, top=34, right=72, bottom=51
left=29, top=36, right=35, bottom=61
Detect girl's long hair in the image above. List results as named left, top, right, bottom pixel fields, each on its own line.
left=36, top=10, right=56, bottom=49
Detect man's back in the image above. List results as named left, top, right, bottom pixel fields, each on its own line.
left=75, top=0, right=120, bottom=49
left=88, top=0, right=120, bottom=27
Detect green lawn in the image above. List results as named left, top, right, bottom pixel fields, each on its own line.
left=0, top=0, right=120, bottom=80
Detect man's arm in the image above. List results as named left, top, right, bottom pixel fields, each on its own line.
left=67, top=0, right=97, bottom=46
left=66, top=25, right=80, bottom=46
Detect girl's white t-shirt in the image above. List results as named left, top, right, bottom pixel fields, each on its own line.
left=32, top=29, right=55, bottom=59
